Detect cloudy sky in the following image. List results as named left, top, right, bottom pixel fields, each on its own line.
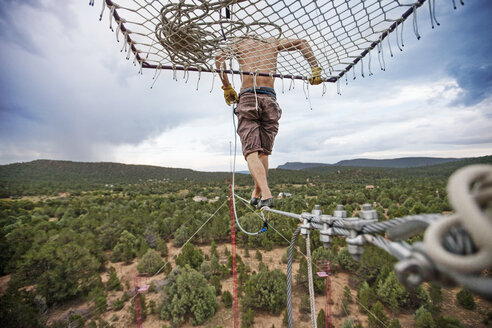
left=0, top=0, right=491, bottom=172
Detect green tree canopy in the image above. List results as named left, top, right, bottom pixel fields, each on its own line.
left=106, top=267, right=122, bottom=291
left=112, top=230, right=138, bottom=263
left=414, top=306, right=435, bottom=328
left=160, top=265, right=217, bottom=326
left=175, top=243, right=204, bottom=270
left=243, top=268, right=286, bottom=315
left=137, top=249, right=164, bottom=275
left=19, top=241, right=102, bottom=305
left=368, top=301, right=389, bottom=328
left=376, top=271, right=408, bottom=311
left=456, top=288, right=475, bottom=310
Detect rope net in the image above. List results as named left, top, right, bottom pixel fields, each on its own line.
left=94, top=0, right=443, bottom=82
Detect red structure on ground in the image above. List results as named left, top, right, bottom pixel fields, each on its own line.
left=316, top=260, right=332, bottom=328
left=229, top=177, right=239, bottom=328
left=134, top=273, right=150, bottom=328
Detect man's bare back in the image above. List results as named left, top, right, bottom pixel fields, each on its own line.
left=233, top=38, right=279, bottom=90
left=216, top=36, right=320, bottom=93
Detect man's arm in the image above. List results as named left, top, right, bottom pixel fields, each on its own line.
left=215, top=51, right=231, bottom=87
left=215, top=51, right=238, bottom=105
left=277, top=39, right=318, bottom=67
left=277, top=39, right=322, bottom=85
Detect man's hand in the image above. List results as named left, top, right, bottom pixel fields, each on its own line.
left=309, top=66, right=323, bottom=85
left=222, top=85, right=238, bottom=106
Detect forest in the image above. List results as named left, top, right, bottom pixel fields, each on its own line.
left=0, top=156, right=491, bottom=328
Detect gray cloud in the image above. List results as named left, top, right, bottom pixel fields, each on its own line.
left=1, top=0, right=492, bottom=169
left=447, top=63, right=492, bottom=106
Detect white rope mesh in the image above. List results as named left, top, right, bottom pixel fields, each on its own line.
left=95, top=0, right=445, bottom=82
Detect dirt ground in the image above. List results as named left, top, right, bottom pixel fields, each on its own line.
left=5, top=241, right=491, bottom=328
left=0, top=274, right=10, bottom=296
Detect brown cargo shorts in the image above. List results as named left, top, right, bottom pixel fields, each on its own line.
left=235, top=91, right=282, bottom=159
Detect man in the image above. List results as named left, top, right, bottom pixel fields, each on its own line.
left=215, top=37, right=322, bottom=209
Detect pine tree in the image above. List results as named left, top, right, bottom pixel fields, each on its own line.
left=368, top=301, right=389, bottom=328
left=429, top=283, right=442, bottom=310
left=175, top=243, right=204, bottom=270
left=376, top=271, right=408, bottom=311
left=160, top=266, right=217, bottom=326
left=317, top=309, right=326, bottom=328
left=243, top=268, right=286, bottom=315
left=222, top=291, right=233, bottom=308
left=241, top=308, right=255, bottom=328
left=357, top=281, right=374, bottom=313
left=112, top=230, right=137, bottom=263
left=106, top=267, right=122, bottom=291
left=137, top=249, right=164, bottom=275
left=388, top=318, right=402, bottom=328
left=414, top=306, right=435, bottom=328
left=342, top=318, right=355, bottom=328
left=456, top=288, right=475, bottom=310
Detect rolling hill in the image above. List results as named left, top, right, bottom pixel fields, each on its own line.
left=1, top=156, right=491, bottom=197
left=277, top=157, right=463, bottom=170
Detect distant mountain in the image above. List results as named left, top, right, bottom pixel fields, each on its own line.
left=277, top=162, right=331, bottom=170
left=1, top=156, right=491, bottom=197
left=0, top=159, right=234, bottom=197
left=302, top=156, right=492, bottom=178
left=335, top=157, right=460, bottom=168
left=278, top=157, right=462, bottom=170
left=0, top=159, right=229, bottom=183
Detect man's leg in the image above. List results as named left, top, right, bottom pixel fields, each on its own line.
left=251, top=153, right=270, bottom=199
left=246, top=152, right=272, bottom=200
left=258, top=153, right=270, bottom=199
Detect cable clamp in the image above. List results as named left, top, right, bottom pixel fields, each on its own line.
left=342, top=217, right=377, bottom=232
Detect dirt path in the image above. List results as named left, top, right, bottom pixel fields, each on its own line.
left=0, top=274, right=10, bottom=296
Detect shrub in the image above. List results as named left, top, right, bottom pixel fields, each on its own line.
left=210, top=275, right=222, bottom=295
left=368, top=301, right=388, bottom=328
left=456, top=288, right=475, bottom=310
left=175, top=243, right=204, bottom=270
left=68, top=314, right=84, bottom=328
left=429, top=283, right=442, bottom=310
left=148, top=281, right=156, bottom=293
left=255, top=250, right=262, bottom=261
left=376, top=271, right=408, bottom=311
left=435, top=316, right=466, bottom=328
left=137, top=249, right=164, bottom=275
left=317, top=309, right=326, bottom=327
left=357, top=281, right=374, bottom=313
left=299, top=294, right=310, bottom=314
left=222, top=291, right=233, bottom=308
left=414, top=306, right=435, bottom=328
left=112, top=298, right=124, bottom=311
left=388, top=318, right=402, bottom=328
left=243, top=268, right=286, bottom=315
left=160, top=265, right=217, bottom=326
left=241, top=308, right=255, bottom=328
left=112, top=230, right=137, bottom=263
left=342, top=319, right=355, bottom=328
left=106, top=267, right=122, bottom=291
